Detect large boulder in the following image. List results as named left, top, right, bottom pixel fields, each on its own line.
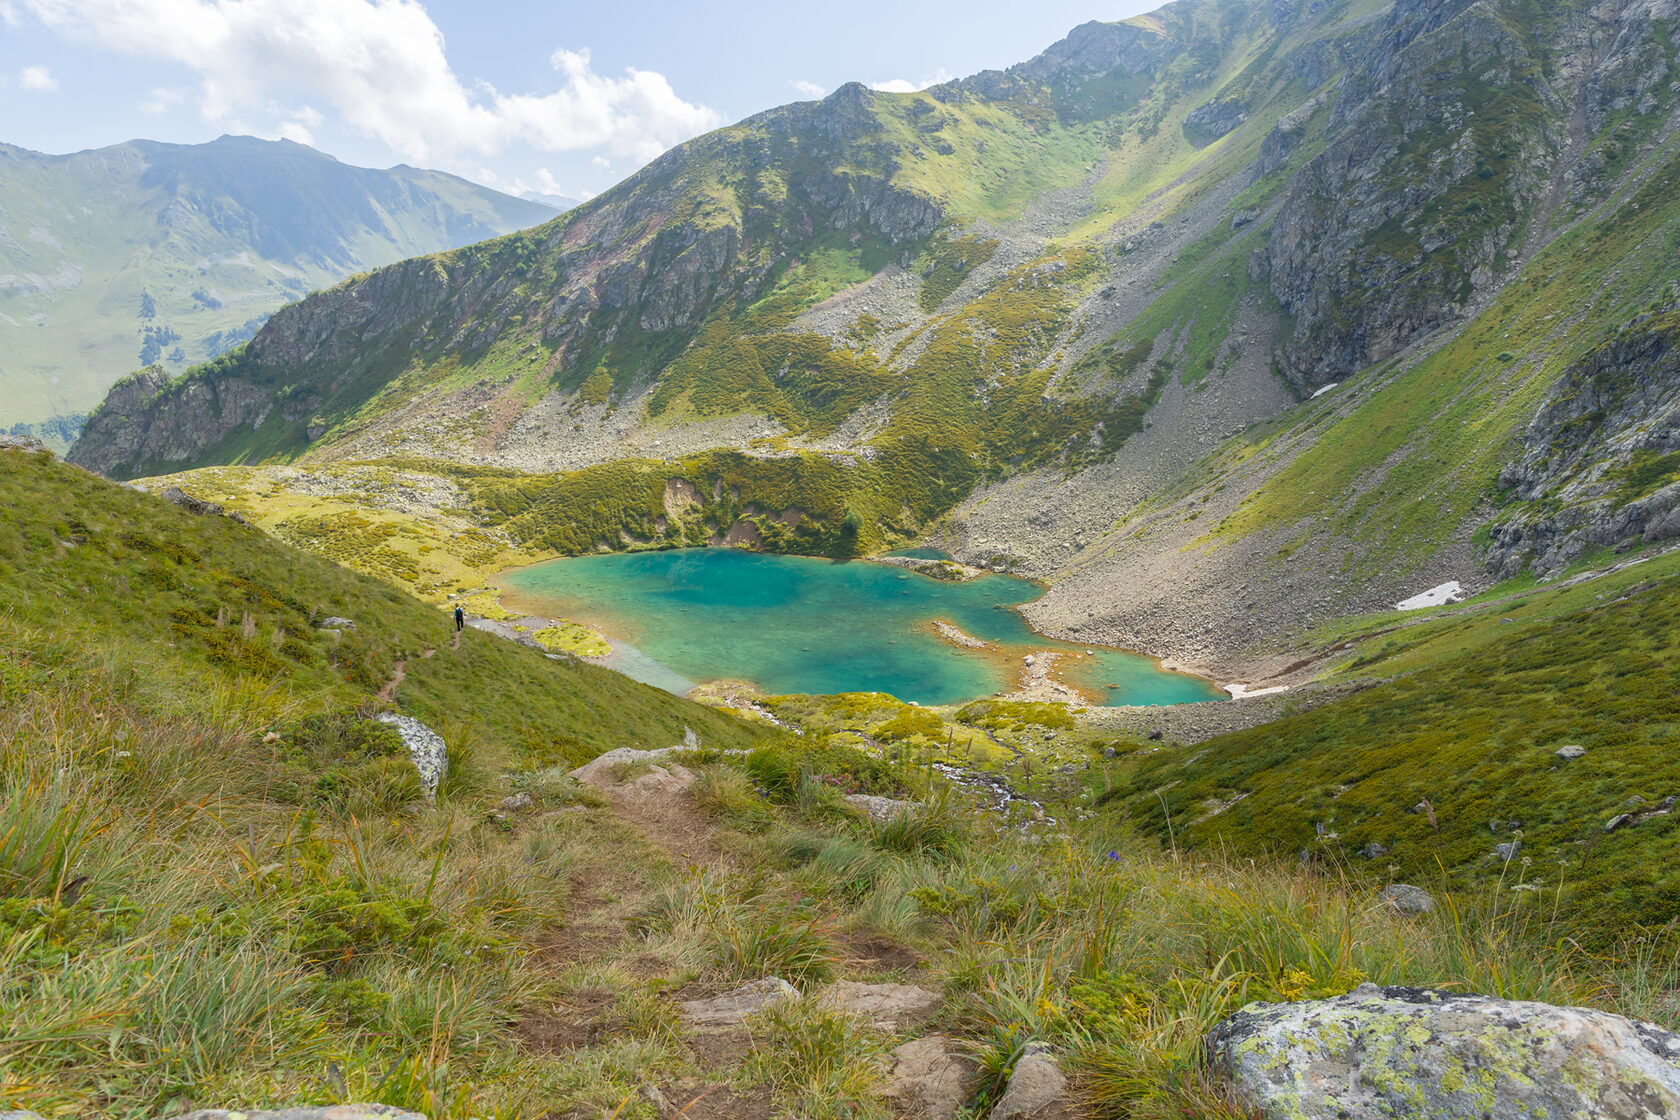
left=1207, top=983, right=1680, bottom=1119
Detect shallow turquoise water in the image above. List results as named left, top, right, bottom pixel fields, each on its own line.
left=500, top=549, right=1226, bottom=707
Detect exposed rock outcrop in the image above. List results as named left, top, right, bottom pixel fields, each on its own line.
left=1208, top=983, right=1680, bottom=1119
left=882, top=1035, right=977, bottom=1120
left=1491, top=306, right=1680, bottom=576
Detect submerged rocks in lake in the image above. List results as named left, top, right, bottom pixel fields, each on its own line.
left=373, top=713, right=447, bottom=797
left=1207, top=983, right=1680, bottom=1120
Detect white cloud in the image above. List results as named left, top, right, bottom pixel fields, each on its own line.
left=791, top=80, right=826, bottom=99
left=19, top=65, right=58, bottom=92
left=139, top=86, right=187, bottom=115
left=869, top=68, right=952, bottom=94
left=592, top=155, right=612, bottom=169
left=0, top=3, right=17, bottom=26
left=21, top=0, right=722, bottom=166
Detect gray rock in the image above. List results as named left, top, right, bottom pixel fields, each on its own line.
left=817, top=980, right=940, bottom=1030
left=845, top=794, right=921, bottom=822
left=1360, top=842, right=1389, bottom=860
left=317, top=616, right=356, bottom=630
left=881, top=1035, right=976, bottom=1120
left=1185, top=98, right=1249, bottom=142
left=169, top=1109, right=425, bottom=1120
left=1607, top=813, right=1633, bottom=832
left=569, top=746, right=697, bottom=792
left=1379, top=883, right=1434, bottom=915
left=1208, top=983, right=1680, bottom=1120
left=2, top=1111, right=50, bottom=1120
left=0, top=434, right=49, bottom=454
left=679, top=977, right=799, bottom=1026
left=994, top=1042, right=1067, bottom=1118
left=1495, top=840, right=1522, bottom=861
left=498, top=792, right=534, bottom=812
left=373, top=713, right=448, bottom=797
left=1555, top=744, right=1587, bottom=760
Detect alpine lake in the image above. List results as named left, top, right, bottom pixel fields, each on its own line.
left=496, top=547, right=1226, bottom=708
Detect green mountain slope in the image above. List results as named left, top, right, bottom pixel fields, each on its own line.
left=0, top=441, right=765, bottom=763
left=66, top=0, right=1680, bottom=675
left=0, top=135, right=558, bottom=437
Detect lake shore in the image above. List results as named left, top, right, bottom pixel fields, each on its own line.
left=492, top=546, right=1229, bottom=708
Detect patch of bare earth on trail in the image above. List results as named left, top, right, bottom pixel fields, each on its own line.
left=512, top=754, right=785, bottom=1114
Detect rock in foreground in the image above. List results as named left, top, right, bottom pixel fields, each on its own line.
left=1207, top=983, right=1680, bottom=1120
left=373, top=713, right=447, bottom=797
left=170, top=1108, right=425, bottom=1120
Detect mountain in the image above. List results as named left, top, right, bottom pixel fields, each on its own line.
left=70, top=0, right=1680, bottom=672
left=0, top=135, right=557, bottom=442
left=521, top=188, right=585, bottom=211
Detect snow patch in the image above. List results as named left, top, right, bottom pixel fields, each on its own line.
left=1396, top=581, right=1464, bottom=611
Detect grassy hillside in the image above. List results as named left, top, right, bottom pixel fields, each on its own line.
left=0, top=442, right=776, bottom=1110
left=6, top=443, right=1680, bottom=1119
left=1103, top=548, right=1680, bottom=937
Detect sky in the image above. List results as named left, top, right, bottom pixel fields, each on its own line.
left=0, top=0, right=1157, bottom=202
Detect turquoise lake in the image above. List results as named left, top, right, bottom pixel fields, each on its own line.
left=499, top=548, right=1226, bottom=707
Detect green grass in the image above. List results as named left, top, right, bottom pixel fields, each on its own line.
left=0, top=444, right=786, bottom=1114
left=1102, top=548, right=1680, bottom=938
left=8, top=451, right=1680, bottom=1116
left=1201, top=137, right=1680, bottom=581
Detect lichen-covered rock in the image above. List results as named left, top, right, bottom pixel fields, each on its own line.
left=1207, top=983, right=1680, bottom=1120
left=373, top=713, right=447, bottom=797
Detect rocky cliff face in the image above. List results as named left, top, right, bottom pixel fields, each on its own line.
left=1491, top=305, right=1680, bottom=576
left=1262, top=0, right=1680, bottom=388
